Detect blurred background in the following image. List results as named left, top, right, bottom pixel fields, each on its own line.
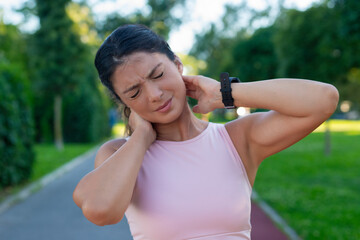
left=0, top=0, right=359, bottom=239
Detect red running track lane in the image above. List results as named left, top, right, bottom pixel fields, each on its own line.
left=251, top=201, right=289, bottom=240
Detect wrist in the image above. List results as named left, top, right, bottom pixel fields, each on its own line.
left=132, top=125, right=156, bottom=148
left=219, top=72, right=241, bottom=109
left=213, top=83, right=224, bottom=109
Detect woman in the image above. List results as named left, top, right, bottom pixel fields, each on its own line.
left=73, top=24, right=339, bottom=239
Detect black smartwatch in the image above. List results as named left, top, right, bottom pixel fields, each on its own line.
left=219, top=72, right=241, bottom=109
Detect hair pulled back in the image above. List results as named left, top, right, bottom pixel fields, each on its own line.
left=94, top=24, right=175, bottom=136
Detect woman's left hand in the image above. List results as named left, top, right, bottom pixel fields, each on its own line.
left=182, top=75, right=223, bottom=114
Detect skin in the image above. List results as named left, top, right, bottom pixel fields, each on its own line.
left=73, top=51, right=339, bottom=226
left=111, top=52, right=208, bottom=142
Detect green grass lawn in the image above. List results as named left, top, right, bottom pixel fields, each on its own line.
left=254, top=127, right=360, bottom=239
left=31, top=142, right=99, bottom=181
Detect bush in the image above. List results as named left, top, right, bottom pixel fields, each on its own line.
left=0, top=62, right=35, bottom=187
left=63, top=82, right=110, bottom=143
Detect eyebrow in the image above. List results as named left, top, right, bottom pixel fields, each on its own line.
left=122, top=83, right=140, bottom=94
left=122, top=63, right=163, bottom=94
left=147, top=62, right=162, bottom=78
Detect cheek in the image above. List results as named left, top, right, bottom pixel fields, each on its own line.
left=177, top=80, right=187, bottom=98
left=129, top=104, right=153, bottom=122
left=167, top=74, right=186, bottom=92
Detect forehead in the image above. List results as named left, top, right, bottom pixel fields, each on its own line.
left=112, top=52, right=166, bottom=86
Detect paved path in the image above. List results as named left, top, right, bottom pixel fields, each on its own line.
left=0, top=152, right=132, bottom=240
left=0, top=151, right=289, bottom=240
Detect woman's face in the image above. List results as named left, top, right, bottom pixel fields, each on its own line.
left=111, top=52, right=186, bottom=124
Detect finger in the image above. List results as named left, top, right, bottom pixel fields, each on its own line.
left=186, top=90, right=197, bottom=99
left=192, top=105, right=200, bottom=113
left=185, top=82, right=197, bottom=91
left=182, top=75, right=199, bottom=85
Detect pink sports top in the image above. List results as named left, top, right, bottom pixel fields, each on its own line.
left=125, top=122, right=252, bottom=239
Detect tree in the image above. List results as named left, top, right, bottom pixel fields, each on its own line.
left=274, top=0, right=360, bottom=108
left=63, top=2, right=111, bottom=143
left=32, top=0, right=110, bottom=148
left=0, top=20, right=35, bottom=187
left=97, top=0, right=187, bottom=40
left=273, top=5, right=342, bottom=82
left=190, top=23, right=236, bottom=79
left=331, top=0, right=360, bottom=107
left=190, top=2, right=274, bottom=81
left=33, top=0, right=78, bottom=149
left=228, top=26, right=278, bottom=82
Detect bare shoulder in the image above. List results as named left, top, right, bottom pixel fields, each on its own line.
left=225, top=112, right=263, bottom=140
left=224, top=114, right=257, bottom=159
left=94, top=138, right=127, bottom=168
left=224, top=113, right=265, bottom=186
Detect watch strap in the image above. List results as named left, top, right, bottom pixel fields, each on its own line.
left=220, top=72, right=240, bottom=109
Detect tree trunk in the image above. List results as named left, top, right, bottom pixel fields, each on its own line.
left=324, top=120, right=331, bottom=156
left=54, top=94, right=64, bottom=151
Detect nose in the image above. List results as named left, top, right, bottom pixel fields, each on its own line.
left=145, top=81, right=163, bottom=102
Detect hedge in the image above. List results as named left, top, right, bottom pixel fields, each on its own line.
left=0, top=62, right=35, bottom=187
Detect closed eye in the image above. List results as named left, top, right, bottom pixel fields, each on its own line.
left=130, top=89, right=140, bottom=98
left=154, top=72, right=163, bottom=79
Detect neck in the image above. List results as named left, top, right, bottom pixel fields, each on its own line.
left=154, top=103, right=208, bottom=141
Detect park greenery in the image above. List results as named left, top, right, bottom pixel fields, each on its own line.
left=255, top=124, right=360, bottom=239
left=0, top=0, right=359, bottom=238
left=0, top=0, right=187, bottom=188
left=191, top=0, right=360, bottom=110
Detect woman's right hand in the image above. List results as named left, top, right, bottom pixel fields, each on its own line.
left=128, top=110, right=156, bottom=146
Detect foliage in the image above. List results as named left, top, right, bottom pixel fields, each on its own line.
left=190, top=3, right=275, bottom=82
left=273, top=6, right=343, bottom=82
left=0, top=60, right=35, bottom=187
left=190, top=0, right=360, bottom=111
left=32, top=0, right=110, bottom=143
left=0, top=19, right=28, bottom=72
left=97, top=0, right=187, bottom=40
left=0, top=19, right=32, bottom=104
left=190, top=23, right=237, bottom=79
left=229, top=26, right=278, bottom=81
left=64, top=2, right=111, bottom=143
left=332, top=0, right=360, bottom=68
left=33, top=0, right=81, bottom=95
left=66, top=2, right=100, bottom=46
left=177, top=53, right=207, bottom=75
left=62, top=79, right=110, bottom=143
left=332, top=0, right=360, bottom=107
left=274, top=0, right=360, bottom=108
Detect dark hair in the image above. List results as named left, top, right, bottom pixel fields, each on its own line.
left=94, top=24, right=176, bottom=136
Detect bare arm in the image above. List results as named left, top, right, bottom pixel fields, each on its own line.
left=183, top=76, right=339, bottom=184
left=227, top=79, right=339, bottom=160
left=73, top=113, right=155, bottom=226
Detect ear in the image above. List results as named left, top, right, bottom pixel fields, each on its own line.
left=174, top=55, right=183, bottom=75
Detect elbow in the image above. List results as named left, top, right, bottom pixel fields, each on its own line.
left=73, top=185, right=124, bottom=226
left=81, top=201, right=125, bottom=226
left=321, top=84, right=339, bottom=117
left=73, top=182, right=85, bottom=208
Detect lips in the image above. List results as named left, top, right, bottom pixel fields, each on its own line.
left=156, top=98, right=172, bottom=112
